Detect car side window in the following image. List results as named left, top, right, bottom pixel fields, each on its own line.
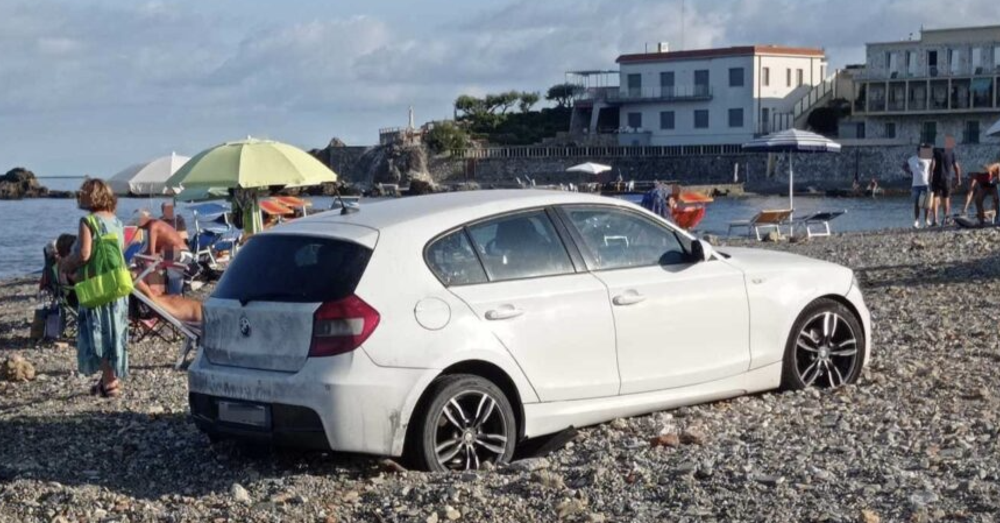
left=563, top=207, right=689, bottom=270
left=425, top=230, right=488, bottom=286
left=466, top=211, right=575, bottom=282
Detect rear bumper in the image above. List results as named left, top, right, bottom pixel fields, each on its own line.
left=187, top=348, right=433, bottom=457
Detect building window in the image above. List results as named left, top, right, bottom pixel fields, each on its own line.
left=659, top=71, right=675, bottom=97
left=906, top=51, right=917, bottom=76
left=796, top=69, right=804, bottom=86
left=694, top=70, right=710, bottom=96
left=627, top=73, right=642, bottom=97
left=627, top=112, right=642, bottom=129
left=763, top=67, right=770, bottom=86
left=728, top=108, right=744, bottom=128
left=884, top=122, right=896, bottom=139
left=995, top=45, right=1000, bottom=71
left=729, top=67, right=744, bottom=87
left=659, top=111, right=675, bottom=130
left=972, top=47, right=983, bottom=73
left=928, top=50, right=939, bottom=76
left=921, top=121, right=937, bottom=145
left=761, top=107, right=770, bottom=134
left=948, top=48, right=961, bottom=75
left=856, top=122, right=866, bottom=139
left=786, top=68, right=791, bottom=87
left=965, top=120, right=980, bottom=144
left=694, top=110, right=709, bottom=129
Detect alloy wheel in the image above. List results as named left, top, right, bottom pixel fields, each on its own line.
left=795, top=311, right=859, bottom=389
left=433, top=391, right=509, bottom=471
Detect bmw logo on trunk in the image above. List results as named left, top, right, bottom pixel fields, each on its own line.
left=239, top=316, right=252, bottom=337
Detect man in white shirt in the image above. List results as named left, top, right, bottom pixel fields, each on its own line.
left=903, top=144, right=935, bottom=228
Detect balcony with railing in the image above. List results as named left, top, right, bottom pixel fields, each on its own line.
left=605, top=85, right=713, bottom=103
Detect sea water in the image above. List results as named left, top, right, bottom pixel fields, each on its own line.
left=0, top=179, right=919, bottom=279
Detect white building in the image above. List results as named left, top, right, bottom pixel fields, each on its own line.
left=570, top=45, right=829, bottom=147
left=848, top=25, right=1000, bottom=145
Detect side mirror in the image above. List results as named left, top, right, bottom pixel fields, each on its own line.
left=690, top=239, right=715, bottom=262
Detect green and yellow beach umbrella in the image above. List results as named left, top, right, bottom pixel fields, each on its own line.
left=166, top=138, right=337, bottom=234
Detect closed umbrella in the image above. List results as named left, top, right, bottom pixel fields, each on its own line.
left=108, top=152, right=190, bottom=196
left=743, top=129, right=841, bottom=219
left=566, top=162, right=612, bottom=175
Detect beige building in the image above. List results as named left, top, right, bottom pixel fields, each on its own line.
left=850, top=24, right=1000, bottom=144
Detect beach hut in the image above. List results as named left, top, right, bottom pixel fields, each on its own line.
left=108, top=153, right=190, bottom=196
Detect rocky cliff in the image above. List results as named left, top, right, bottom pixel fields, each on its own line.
left=0, top=168, right=49, bottom=199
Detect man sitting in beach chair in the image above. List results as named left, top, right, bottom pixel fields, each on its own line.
left=130, top=267, right=202, bottom=368
left=38, top=234, right=80, bottom=338
left=793, top=210, right=847, bottom=238
left=727, top=209, right=793, bottom=240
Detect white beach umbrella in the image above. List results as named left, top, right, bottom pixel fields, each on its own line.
left=108, top=152, right=190, bottom=196
left=566, top=162, right=612, bottom=175
left=987, top=117, right=1000, bottom=137
left=743, top=129, right=841, bottom=218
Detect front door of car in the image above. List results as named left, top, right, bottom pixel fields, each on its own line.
left=440, top=210, right=620, bottom=402
left=558, top=205, right=751, bottom=395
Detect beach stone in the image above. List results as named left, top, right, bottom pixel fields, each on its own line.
left=680, top=429, right=707, bottom=445
left=1, top=355, right=35, bottom=382
left=861, top=509, right=881, bottom=523
left=651, top=433, right=681, bottom=448
left=230, top=483, right=251, bottom=504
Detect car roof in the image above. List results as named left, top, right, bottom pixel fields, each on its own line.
left=276, top=190, right=635, bottom=235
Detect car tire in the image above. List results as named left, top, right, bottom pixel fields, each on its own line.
left=782, top=298, right=865, bottom=390
left=407, top=374, right=517, bottom=472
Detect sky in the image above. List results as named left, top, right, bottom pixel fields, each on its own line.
left=1, top=0, right=996, bottom=177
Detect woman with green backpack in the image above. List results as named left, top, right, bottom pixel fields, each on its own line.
left=59, top=178, right=131, bottom=398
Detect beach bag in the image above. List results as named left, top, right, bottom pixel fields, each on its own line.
left=74, top=215, right=133, bottom=309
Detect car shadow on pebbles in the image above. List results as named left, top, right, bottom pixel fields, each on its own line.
left=0, top=410, right=378, bottom=500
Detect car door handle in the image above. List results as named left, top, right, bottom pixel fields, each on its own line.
left=612, top=292, right=647, bottom=306
left=485, top=305, right=524, bottom=321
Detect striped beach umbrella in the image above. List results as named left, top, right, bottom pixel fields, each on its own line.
left=743, top=129, right=841, bottom=219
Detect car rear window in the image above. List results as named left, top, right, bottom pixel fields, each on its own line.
left=213, top=235, right=372, bottom=303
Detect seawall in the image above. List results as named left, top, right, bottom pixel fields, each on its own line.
left=324, top=144, right=1000, bottom=193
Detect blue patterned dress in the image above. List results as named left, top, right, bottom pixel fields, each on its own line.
left=74, top=214, right=130, bottom=378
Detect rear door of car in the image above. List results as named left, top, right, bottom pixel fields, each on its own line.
left=555, top=205, right=751, bottom=395
left=431, top=208, right=620, bottom=402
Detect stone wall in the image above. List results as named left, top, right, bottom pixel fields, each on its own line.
left=329, top=143, right=1000, bottom=193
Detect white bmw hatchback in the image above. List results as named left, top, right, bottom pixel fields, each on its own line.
left=188, top=190, right=871, bottom=471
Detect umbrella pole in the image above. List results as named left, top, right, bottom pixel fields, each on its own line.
left=789, top=152, right=795, bottom=236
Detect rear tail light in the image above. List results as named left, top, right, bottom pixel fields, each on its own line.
left=309, top=295, right=381, bottom=357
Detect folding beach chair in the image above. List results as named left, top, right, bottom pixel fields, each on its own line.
left=129, top=289, right=201, bottom=369
left=793, top=210, right=846, bottom=238
left=39, top=246, right=78, bottom=339
left=727, top=209, right=793, bottom=240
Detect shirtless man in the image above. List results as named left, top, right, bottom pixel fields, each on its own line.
left=135, top=209, right=192, bottom=295
left=133, top=277, right=202, bottom=324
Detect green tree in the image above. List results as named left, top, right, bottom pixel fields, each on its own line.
left=518, top=91, right=540, bottom=113
left=455, top=95, right=487, bottom=118
left=425, top=121, right=470, bottom=154
left=545, top=83, right=582, bottom=108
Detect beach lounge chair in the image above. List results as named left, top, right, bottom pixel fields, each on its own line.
left=793, top=210, right=847, bottom=238
left=130, top=289, right=201, bottom=369
left=727, top=209, right=793, bottom=240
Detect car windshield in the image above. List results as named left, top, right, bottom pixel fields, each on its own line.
left=213, top=235, right=372, bottom=303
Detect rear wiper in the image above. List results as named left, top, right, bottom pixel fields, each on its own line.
left=238, top=292, right=300, bottom=306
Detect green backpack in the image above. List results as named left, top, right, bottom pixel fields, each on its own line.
left=74, top=215, right=134, bottom=308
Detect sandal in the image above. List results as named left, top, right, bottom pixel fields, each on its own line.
left=98, top=380, right=122, bottom=398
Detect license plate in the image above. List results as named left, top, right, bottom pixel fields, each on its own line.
left=218, top=401, right=270, bottom=428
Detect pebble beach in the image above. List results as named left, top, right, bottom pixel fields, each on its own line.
left=2, top=226, right=1000, bottom=522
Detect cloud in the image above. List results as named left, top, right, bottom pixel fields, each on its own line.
left=0, top=0, right=998, bottom=175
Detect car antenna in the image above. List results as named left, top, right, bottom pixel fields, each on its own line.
left=334, top=185, right=358, bottom=215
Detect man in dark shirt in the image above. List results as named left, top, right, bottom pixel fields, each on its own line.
left=931, top=135, right=962, bottom=225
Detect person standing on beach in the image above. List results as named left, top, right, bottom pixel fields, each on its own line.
left=58, top=179, right=129, bottom=398
left=930, top=136, right=962, bottom=225
left=903, top=144, right=934, bottom=228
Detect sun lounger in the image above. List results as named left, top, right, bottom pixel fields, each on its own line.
left=130, top=289, right=201, bottom=369
left=793, top=210, right=846, bottom=238
left=727, top=209, right=793, bottom=240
